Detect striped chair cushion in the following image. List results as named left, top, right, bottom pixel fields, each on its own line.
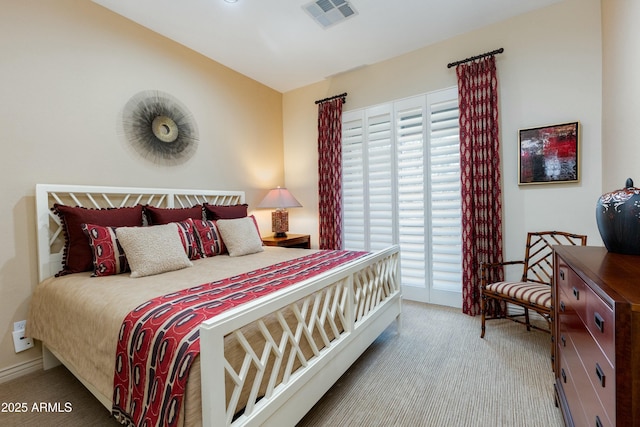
left=485, top=281, right=552, bottom=309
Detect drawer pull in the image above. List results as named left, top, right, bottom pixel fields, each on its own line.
left=559, top=269, right=565, bottom=280
left=561, top=368, right=567, bottom=383
left=595, top=363, right=606, bottom=387
left=596, top=415, right=602, bottom=427
left=572, top=287, right=579, bottom=300
left=594, top=312, right=605, bottom=332
left=560, top=301, right=565, bottom=312
left=561, top=335, right=566, bottom=347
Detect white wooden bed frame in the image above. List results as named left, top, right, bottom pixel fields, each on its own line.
left=35, top=183, right=402, bottom=427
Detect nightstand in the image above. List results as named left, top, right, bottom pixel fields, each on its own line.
left=262, top=234, right=311, bottom=249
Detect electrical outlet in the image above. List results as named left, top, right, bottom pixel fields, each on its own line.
left=13, top=320, right=27, bottom=332
left=12, top=320, right=34, bottom=353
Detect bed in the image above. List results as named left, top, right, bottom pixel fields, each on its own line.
left=27, top=184, right=401, bottom=427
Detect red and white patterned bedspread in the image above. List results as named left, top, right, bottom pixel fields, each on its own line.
left=112, top=250, right=367, bottom=427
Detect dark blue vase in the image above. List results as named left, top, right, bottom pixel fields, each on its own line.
left=596, top=178, right=640, bottom=255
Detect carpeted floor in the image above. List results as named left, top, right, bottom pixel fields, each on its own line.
left=0, top=301, right=563, bottom=427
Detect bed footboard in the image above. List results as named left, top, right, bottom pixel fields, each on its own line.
left=199, top=245, right=401, bottom=427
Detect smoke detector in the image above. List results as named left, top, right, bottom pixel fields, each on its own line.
left=303, top=0, right=358, bottom=29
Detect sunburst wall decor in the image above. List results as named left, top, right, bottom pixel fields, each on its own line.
left=122, top=90, right=199, bottom=165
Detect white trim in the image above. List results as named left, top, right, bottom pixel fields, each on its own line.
left=0, top=357, right=43, bottom=384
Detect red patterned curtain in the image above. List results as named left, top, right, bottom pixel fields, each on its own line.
left=317, top=97, right=344, bottom=250
left=457, top=56, right=504, bottom=316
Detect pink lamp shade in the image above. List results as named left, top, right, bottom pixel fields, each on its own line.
left=257, top=187, right=302, bottom=237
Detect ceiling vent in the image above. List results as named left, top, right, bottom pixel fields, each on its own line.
left=303, top=0, right=358, bottom=29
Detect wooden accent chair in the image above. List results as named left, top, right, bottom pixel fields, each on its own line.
left=480, top=231, right=588, bottom=338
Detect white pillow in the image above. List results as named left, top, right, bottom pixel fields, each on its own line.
left=115, top=223, right=193, bottom=278
left=216, top=217, right=264, bottom=257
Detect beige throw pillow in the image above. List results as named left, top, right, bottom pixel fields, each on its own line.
left=216, top=217, right=264, bottom=257
left=116, top=223, right=193, bottom=278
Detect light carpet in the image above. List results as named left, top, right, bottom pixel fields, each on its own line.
left=0, top=301, right=563, bottom=426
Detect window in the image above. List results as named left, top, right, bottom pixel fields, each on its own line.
left=341, top=87, right=461, bottom=306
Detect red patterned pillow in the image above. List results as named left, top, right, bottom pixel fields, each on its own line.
left=53, top=204, right=144, bottom=276
left=192, top=219, right=225, bottom=257
left=203, top=203, right=248, bottom=220
left=144, top=205, right=203, bottom=225
left=175, top=218, right=203, bottom=260
left=82, top=224, right=129, bottom=276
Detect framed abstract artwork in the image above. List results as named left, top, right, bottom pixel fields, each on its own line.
left=518, top=121, right=580, bottom=185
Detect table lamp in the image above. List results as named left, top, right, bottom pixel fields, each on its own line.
left=257, top=187, right=302, bottom=237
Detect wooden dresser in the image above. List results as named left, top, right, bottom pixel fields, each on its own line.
left=553, top=246, right=640, bottom=427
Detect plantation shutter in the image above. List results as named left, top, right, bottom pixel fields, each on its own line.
left=429, top=95, right=462, bottom=293
left=395, top=97, right=427, bottom=289
left=342, top=105, right=393, bottom=251
left=342, top=113, right=366, bottom=248
left=365, top=106, right=394, bottom=251
left=341, top=87, right=461, bottom=305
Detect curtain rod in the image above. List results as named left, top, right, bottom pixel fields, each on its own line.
left=447, top=48, right=504, bottom=69
left=315, top=92, right=347, bottom=105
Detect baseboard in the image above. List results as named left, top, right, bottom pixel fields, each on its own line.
left=0, top=357, right=43, bottom=384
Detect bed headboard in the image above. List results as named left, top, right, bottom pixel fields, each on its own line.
left=35, top=184, right=246, bottom=282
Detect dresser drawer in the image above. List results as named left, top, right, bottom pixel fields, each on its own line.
left=557, top=287, right=583, bottom=333
left=558, top=353, right=588, bottom=427
left=558, top=286, right=614, bottom=394
left=569, top=324, right=615, bottom=424
left=585, top=287, right=615, bottom=364
left=556, top=262, right=587, bottom=322
left=560, top=332, right=613, bottom=427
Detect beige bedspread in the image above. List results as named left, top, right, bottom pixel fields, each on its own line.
left=26, top=246, right=316, bottom=427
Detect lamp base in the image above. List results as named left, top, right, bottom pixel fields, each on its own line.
left=271, top=210, right=289, bottom=238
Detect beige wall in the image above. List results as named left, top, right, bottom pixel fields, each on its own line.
left=602, top=0, right=640, bottom=191
left=284, top=0, right=604, bottom=266
left=0, top=1, right=283, bottom=376
left=3, top=0, right=632, bottom=382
